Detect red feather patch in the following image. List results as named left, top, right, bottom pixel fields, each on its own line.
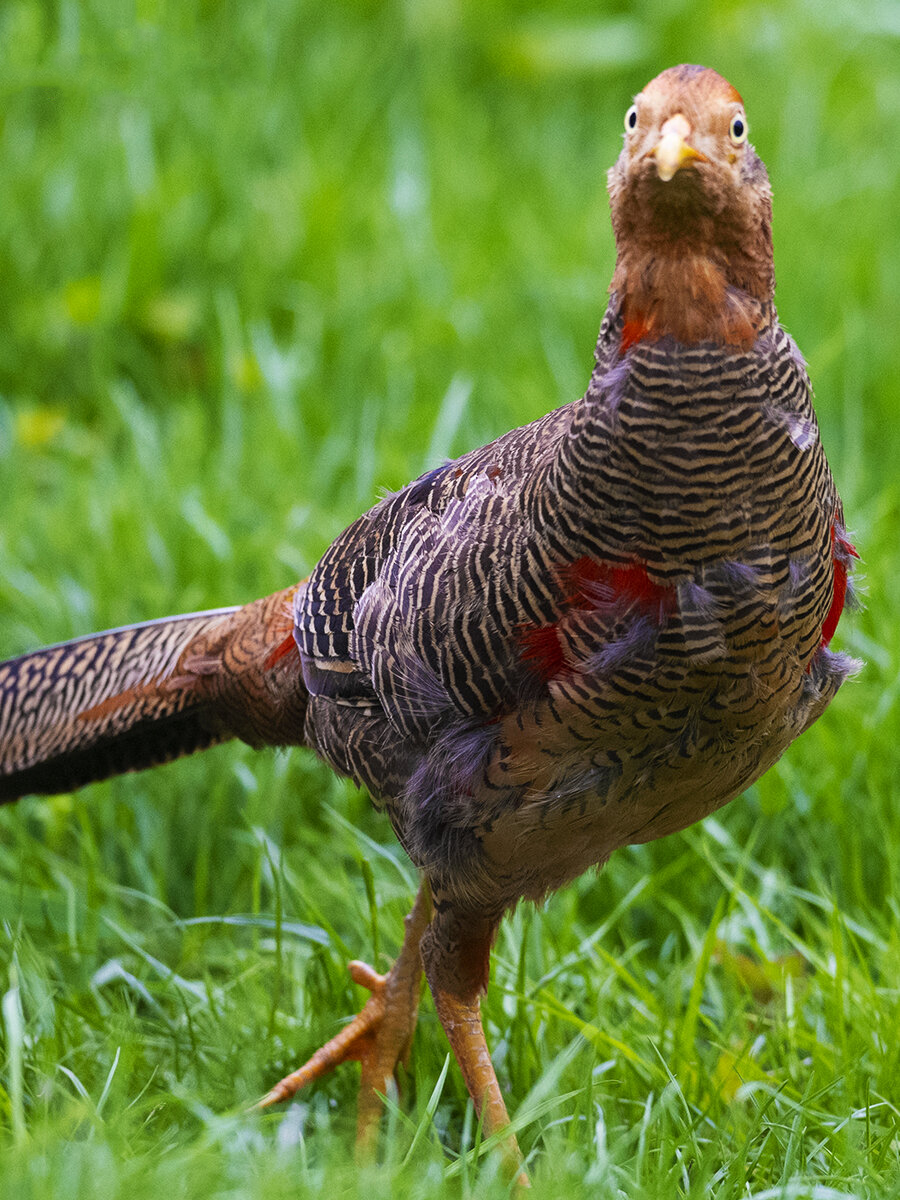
left=820, top=524, right=859, bottom=647
left=265, top=632, right=298, bottom=671
left=620, top=316, right=653, bottom=355
left=519, top=557, right=676, bottom=682
left=519, top=624, right=567, bottom=681
left=565, top=556, right=676, bottom=618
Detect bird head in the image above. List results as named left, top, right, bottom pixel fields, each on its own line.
left=607, top=65, right=775, bottom=347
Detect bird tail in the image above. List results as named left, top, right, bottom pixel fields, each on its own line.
left=0, top=585, right=307, bottom=803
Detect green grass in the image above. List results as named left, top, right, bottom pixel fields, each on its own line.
left=2, top=1, right=900, bottom=1196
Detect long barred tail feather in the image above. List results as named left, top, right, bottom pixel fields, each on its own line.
left=0, top=586, right=308, bottom=804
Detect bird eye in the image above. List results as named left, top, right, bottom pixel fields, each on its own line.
left=624, top=105, right=638, bottom=132
left=729, top=113, right=748, bottom=145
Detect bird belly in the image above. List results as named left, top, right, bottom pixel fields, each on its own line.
left=413, top=620, right=853, bottom=912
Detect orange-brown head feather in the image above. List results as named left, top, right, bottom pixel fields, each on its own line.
left=608, top=65, right=774, bottom=349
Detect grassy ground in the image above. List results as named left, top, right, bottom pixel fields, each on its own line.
left=2, top=2, right=899, bottom=1196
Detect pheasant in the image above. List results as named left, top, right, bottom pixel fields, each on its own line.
left=0, top=65, right=857, bottom=1176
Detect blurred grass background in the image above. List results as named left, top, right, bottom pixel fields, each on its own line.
left=1, top=1, right=899, bottom=1197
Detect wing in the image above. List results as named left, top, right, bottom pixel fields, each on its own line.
left=293, top=406, right=576, bottom=785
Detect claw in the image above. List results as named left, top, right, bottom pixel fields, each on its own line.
left=255, top=885, right=431, bottom=1152
left=254, top=884, right=528, bottom=1186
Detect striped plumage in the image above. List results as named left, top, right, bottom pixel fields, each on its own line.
left=0, top=588, right=305, bottom=803
left=0, top=65, right=857, bottom=1175
left=296, top=299, right=855, bottom=916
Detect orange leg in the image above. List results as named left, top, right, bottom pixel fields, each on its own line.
left=257, top=883, right=431, bottom=1152
left=421, top=906, right=529, bottom=1187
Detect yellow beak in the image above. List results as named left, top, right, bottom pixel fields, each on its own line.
left=652, top=113, right=706, bottom=182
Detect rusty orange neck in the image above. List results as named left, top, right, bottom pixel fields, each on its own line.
left=613, top=250, right=771, bottom=351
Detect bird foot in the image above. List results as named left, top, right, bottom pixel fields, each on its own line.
left=255, top=958, right=415, bottom=1106
left=256, top=888, right=430, bottom=1152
